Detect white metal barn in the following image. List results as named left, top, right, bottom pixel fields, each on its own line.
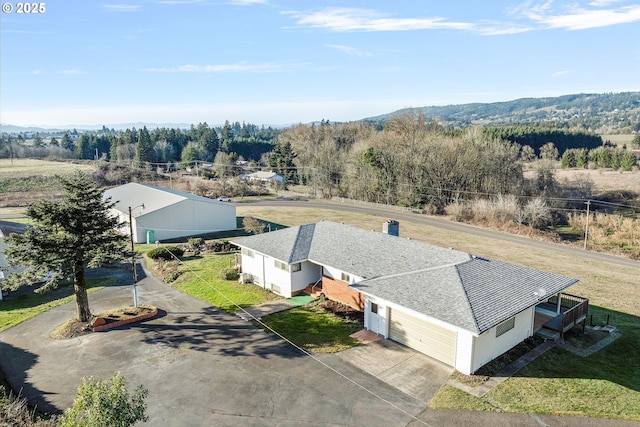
left=104, top=183, right=236, bottom=243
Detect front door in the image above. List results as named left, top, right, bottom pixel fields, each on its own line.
left=368, top=300, right=387, bottom=336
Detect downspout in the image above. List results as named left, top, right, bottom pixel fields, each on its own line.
left=262, top=255, right=266, bottom=290
left=556, top=292, right=562, bottom=314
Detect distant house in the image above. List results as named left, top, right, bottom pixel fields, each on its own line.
left=0, top=220, right=27, bottom=300
left=243, top=171, right=284, bottom=184
left=104, top=183, right=237, bottom=243
left=232, top=220, right=588, bottom=374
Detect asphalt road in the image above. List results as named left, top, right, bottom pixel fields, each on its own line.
left=241, top=198, right=640, bottom=270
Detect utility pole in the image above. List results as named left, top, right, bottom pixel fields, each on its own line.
left=128, top=205, right=144, bottom=307
left=583, top=200, right=591, bottom=250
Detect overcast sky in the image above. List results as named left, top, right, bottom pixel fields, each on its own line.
left=1, top=0, right=639, bottom=127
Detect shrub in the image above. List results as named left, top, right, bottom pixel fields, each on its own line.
left=206, top=240, right=233, bottom=253
left=243, top=216, right=265, bottom=234
left=187, top=237, right=205, bottom=254
left=59, top=372, right=148, bottom=427
left=147, top=246, right=184, bottom=261
left=0, top=387, right=58, bottom=426
left=220, top=268, right=239, bottom=281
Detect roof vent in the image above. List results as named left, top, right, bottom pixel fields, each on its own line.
left=382, top=220, right=399, bottom=237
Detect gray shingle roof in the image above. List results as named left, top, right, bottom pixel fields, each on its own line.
left=232, top=221, right=579, bottom=334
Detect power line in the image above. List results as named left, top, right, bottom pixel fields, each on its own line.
left=163, top=248, right=432, bottom=426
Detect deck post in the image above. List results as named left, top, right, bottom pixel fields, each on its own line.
left=556, top=292, right=562, bottom=314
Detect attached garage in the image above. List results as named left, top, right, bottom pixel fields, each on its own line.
left=388, top=308, right=457, bottom=366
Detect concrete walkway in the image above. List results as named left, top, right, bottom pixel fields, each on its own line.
left=235, top=299, right=297, bottom=321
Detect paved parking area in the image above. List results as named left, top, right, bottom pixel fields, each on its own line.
left=0, top=269, right=425, bottom=426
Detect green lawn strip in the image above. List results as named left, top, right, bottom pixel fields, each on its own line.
left=429, top=385, right=502, bottom=411
left=258, top=305, right=361, bottom=353
left=0, top=279, right=110, bottom=332
left=432, top=306, right=640, bottom=420
left=171, top=254, right=280, bottom=313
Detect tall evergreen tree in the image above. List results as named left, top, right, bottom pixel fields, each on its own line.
left=269, top=141, right=297, bottom=183
left=2, top=172, right=128, bottom=322
left=221, top=120, right=234, bottom=152
left=135, top=126, right=154, bottom=167
left=61, top=133, right=73, bottom=150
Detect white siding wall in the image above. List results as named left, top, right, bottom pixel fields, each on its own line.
left=132, top=199, right=235, bottom=243
left=469, top=308, right=534, bottom=374
left=240, top=252, right=293, bottom=296
left=454, top=330, right=476, bottom=374
left=321, top=265, right=363, bottom=283
left=290, top=261, right=322, bottom=294
left=265, top=257, right=293, bottom=296
left=240, top=252, right=264, bottom=285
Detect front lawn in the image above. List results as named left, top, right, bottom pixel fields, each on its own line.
left=258, top=303, right=362, bottom=353
left=156, top=252, right=281, bottom=313
left=430, top=305, right=640, bottom=421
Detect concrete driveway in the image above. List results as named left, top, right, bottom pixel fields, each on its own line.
left=338, top=339, right=453, bottom=403
left=0, top=267, right=425, bottom=426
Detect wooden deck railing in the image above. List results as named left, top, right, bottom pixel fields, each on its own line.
left=561, top=299, right=589, bottom=333
left=543, top=293, right=589, bottom=336
left=547, top=292, right=587, bottom=310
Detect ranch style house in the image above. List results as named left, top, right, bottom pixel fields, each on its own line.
left=231, top=220, right=588, bottom=374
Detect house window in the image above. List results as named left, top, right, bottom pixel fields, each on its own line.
left=291, top=263, right=301, bottom=272
left=274, top=260, right=289, bottom=272
left=341, top=272, right=350, bottom=282
left=371, top=302, right=378, bottom=314
left=496, top=317, right=515, bottom=337
left=241, top=248, right=254, bottom=258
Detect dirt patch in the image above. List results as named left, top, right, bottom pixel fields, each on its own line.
left=50, top=305, right=157, bottom=339
left=319, top=300, right=364, bottom=324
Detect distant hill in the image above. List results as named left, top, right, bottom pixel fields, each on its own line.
left=0, top=122, right=193, bottom=134
left=364, top=92, right=640, bottom=134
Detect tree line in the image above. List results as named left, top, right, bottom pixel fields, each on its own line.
left=272, top=115, right=634, bottom=214
left=0, top=121, right=280, bottom=167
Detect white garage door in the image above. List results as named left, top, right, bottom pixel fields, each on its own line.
left=388, top=308, right=457, bottom=366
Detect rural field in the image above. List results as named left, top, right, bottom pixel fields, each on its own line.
left=524, top=163, right=640, bottom=193
left=0, top=159, right=93, bottom=208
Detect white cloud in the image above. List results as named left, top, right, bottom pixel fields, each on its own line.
left=543, top=5, right=640, bottom=29
left=326, top=44, right=373, bottom=57
left=147, top=61, right=307, bottom=73
left=61, top=69, right=85, bottom=75
left=287, top=4, right=640, bottom=35
left=552, top=70, right=571, bottom=77
left=102, top=4, right=141, bottom=12
left=589, top=0, right=623, bottom=6
left=285, top=8, right=475, bottom=32
left=516, top=2, right=640, bottom=30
